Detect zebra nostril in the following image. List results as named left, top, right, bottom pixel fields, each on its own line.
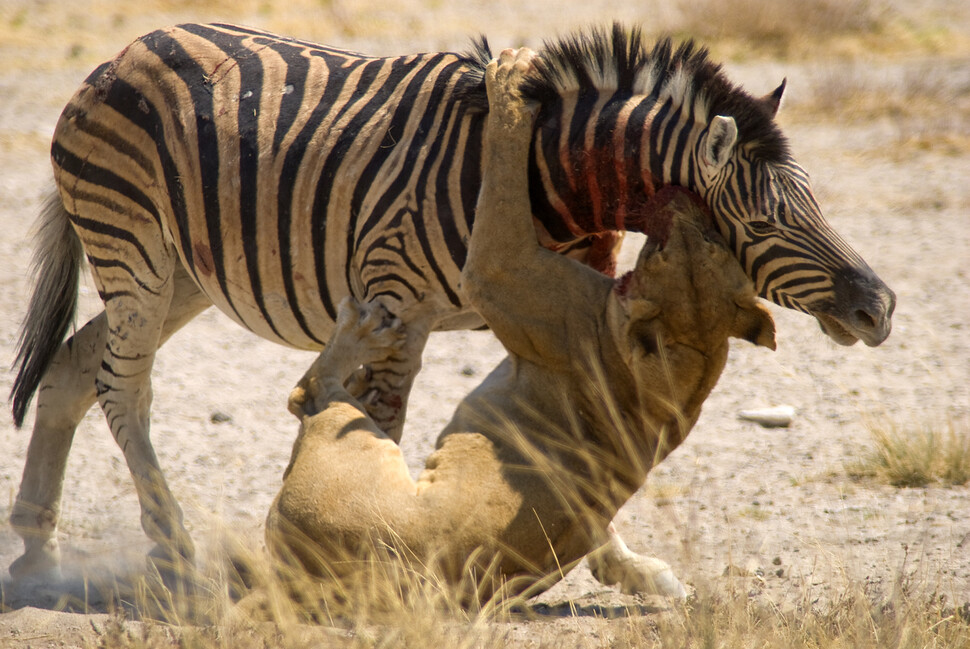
left=831, top=267, right=894, bottom=345
left=853, top=308, right=877, bottom=331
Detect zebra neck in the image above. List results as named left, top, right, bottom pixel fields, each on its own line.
left=527, top=95, right=704, bottom=244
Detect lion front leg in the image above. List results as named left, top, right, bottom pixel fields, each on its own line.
left=269, top=297, right=416, bottom=573
left=461, top=49, right=615, bottom=367
left=289, top=297, right=405, bottom=420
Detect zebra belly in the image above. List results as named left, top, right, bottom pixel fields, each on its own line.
left=190, top=266, right=337, bottom=351
left=187, top=249, right=481, bottom=351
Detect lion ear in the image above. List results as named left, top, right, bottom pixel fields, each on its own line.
left=732, top=299, right=776, bottom=350
left=622, top=299, right=664, bottom=356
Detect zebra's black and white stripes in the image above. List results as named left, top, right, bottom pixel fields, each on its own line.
left=64, top=24, right=488, bottom=350
left=516, top=28, right=893, bottom=343
left=9, top=23, right=893, bottom=577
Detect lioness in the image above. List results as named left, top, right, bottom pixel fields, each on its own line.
left=265, top=49, right=776, bottom=604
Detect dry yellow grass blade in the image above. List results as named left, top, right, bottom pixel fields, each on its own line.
left=55, top=536, right=970, bottom=649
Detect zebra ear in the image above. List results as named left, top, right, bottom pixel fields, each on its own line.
left=760, top=79, right=786, bottom=118
left=701, top=115, right=737, bottom=175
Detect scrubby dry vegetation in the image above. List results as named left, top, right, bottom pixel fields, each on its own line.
left=6, top=544, right=970, bottom=649
left=848, top=419, right=970, bottom=488
left=1, top=0, right=968, bottom=647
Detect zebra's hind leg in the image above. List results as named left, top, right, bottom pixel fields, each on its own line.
left=9, top=314, right=107, bottom=580
left=9, top=266, right=211, bottom=582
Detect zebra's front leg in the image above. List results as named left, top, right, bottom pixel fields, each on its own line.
left=298, top=309, right=431, bottom=444
left=288, top=297, right=406, bottom=420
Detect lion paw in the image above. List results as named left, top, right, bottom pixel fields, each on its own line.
left=290, top=298, right=406, bottom=419
left=332, top=297, right=407, bottom=368
left=485, top=47, right=538, bottom=124
left=588, top=527, right=688, bottom=599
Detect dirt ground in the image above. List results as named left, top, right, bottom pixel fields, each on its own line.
left=0, top=1, right=968, bottom=646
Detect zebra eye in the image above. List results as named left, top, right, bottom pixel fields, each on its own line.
left=748, top=220, right=775, bottom=235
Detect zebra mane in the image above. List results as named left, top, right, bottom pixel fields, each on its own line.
left=458, top=36, right=492, bottom=112
left=463, top=24, right=789, bottom=164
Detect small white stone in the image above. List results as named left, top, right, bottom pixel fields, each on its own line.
left=738, top=405, right=795, bottom=428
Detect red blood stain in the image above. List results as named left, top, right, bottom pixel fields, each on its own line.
left=586, top=232, right=622, bottom=277
left=545, top=138, right=711, bottom=274
left=625, top=185, right=714, bottom=247
left=194, top=243, right=214, bottom=276
left=384, top=393, right=403, bottom=410
left=614, top=270, right=634, bottom=297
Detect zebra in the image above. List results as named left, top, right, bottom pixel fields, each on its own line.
left=9, top=23, right=894, bottom=583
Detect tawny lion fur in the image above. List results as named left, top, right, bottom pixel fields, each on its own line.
left=265, top=49, right=776, bottom=604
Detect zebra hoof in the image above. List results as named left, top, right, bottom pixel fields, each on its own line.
left=147, top=543, right=199, bottom=602
left=9, top=543, right=63, bottom=583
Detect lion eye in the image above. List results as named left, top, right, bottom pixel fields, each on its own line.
left=638, top=332, right=660, bottom=356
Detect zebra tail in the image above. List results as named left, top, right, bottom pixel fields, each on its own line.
left=10, top=190, right=83, bottom=428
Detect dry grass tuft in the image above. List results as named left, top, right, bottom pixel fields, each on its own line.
left=76, top=531, right=517, bottom=648
left=657, top=576, right=970, bottom=649
left=848, top=418, right=970, bottom=488
left=55, top=403, right=967, bottom=647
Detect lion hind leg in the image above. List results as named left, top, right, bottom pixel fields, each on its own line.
left=587, top=523, right=688, bottom=599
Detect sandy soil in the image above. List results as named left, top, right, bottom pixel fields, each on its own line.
left=0, top=1, right=968, bottom=646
